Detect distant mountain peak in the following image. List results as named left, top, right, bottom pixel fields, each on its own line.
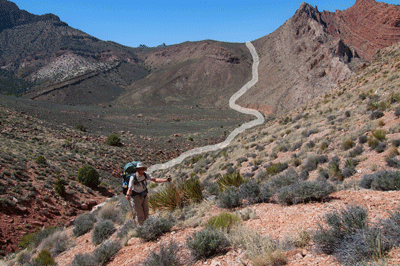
left=0, top=0, right=60, bottom=33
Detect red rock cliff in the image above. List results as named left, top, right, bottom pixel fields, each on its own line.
left=320, top=0, right=400, bottom=61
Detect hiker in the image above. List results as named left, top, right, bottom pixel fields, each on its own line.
left=125, top=162, right=171, bottom=225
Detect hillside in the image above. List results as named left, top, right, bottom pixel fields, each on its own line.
left=0, top=1, right=252, bottom=110
left=2, top=32, right=400, bottom=266
left=1, top=1, right=400, bottom=116
left=321, top=0, right=400, bottom=61
left=0, top=93, right=251, bottom=254
left=1, top=0, right=400, bottom=264
left=238, top=0, right=400, bottom=116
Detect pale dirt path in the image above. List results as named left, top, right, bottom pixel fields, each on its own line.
left=148, top=41, right=264, bottom=173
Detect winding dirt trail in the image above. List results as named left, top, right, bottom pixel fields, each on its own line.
left=148, top=41, right=264, bottom=173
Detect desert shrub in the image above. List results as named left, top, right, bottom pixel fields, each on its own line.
left=38, top=230, right=71, bottom=257
left=348, top=145, right=363, bottom=157
left=370, top=111, right=384, bottom=120
left=266, top=167, right=298, bottom=191
left=294, top=230, right=311, bottom=248
left=34, top=249, right=56, bottom=265
left=299, top=170, right=309, bottom=180
left=342, top=159, right=358, bottom=178
left=77, top=165, right=100, bottom=188
left=359, top=93, right=367, bottom=100
left=259, top=184, right=273, bottom=203
left=276, top=181, right=335, bottom=205
left=19, top=226, right=59, bottom=250
left=54, top=178, right=67, bottom=197
left=76, top=124, right=87, bottom=132
left=301, top=128, right=318, bottom=137
left=71, top=253, right=95, bottom=266
left=327, top=115, right=336, bottom=122
left=237, top=157, right=248, bottom=164
left=313, top=205, right=368, bottom=255
left=116, top=219, right=136, bottom=239
left=218, top=186, right=242, bottom=209
left=186, top=228, right=229, bottom=259
left=181, top=178, right=203, bottom=203
left=372, top=129, right=386, bottom=141
left=35, top=155, right=47, bottom=165
left=375, top=141, right=387, bottom=153
left=342, top=166, right=356, bottom=178
left=291, top=141, right=303, bottom=151
left=368, top=137, right=379, bottom=149
left=392, top=139, right=400, bottom=147
left=206, top=212, right=241, bottom=232
left=16, top=251, right=31, bottom=265
left=378, top=119, right=386, bottom=127
left=255, top=144, right=264, bottom=151
left=239, top=180, right=261, bottom=203
left=359, top=174, right=375, bottom=189
left=149, top=178, right=202, bottom=211
left=341, top=138, right=355, bottom=150
left=92, top=220, right=116, bottom=245
left=303, top=155, right=327, bottom=172
left=334, top=228, right=388, bottom=265
left=236, top=207, right=257, bottom=221
left=73, top=212, right=97, bottom=237
left=359, top=135, right=368, bottom=144
left=217, top=171, right=245, bottom=191
left=386, top=157, right=400, bottom=169
left=229, top=227, right=286, bottom=266
left=328, top=156, right=342, bottom=180
left=395, top=107, right=400, bottom=118
left=140, top=241, right=183, bottom=266
left=380, top=208, right=400, bottom=247
left=136, top=215, right=174, bottom=241
left=302, top=155, right=319, bottom=172
left=92, top=239, right=122, bottom=266
left=361, top=170, right=400, bottom=191
left=265, top=162, right=288, bottom=176
left=98, top=203, right=123, bottom=224
left=319, top=141, right=329, bottom=151
left=105, top=134, right=121, bottom=146
left=149, top=183, right=183, bottom=210
left=202, top=179, right=219, bottom=196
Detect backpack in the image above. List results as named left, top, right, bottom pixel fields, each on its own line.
left=122, top=161, right=141, bottom=194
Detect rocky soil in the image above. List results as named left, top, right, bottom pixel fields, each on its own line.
left=2, top=40, right=400, bottom=266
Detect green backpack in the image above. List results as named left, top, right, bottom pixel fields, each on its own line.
left=122, top=161, right=140, bottom=194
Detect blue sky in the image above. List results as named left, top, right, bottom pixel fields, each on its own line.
left=11, top=0, right=399, bottom=48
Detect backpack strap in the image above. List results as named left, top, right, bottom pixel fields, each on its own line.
left=130, top=173, right=149, bottom=196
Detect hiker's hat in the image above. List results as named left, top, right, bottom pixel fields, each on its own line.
left=136, top=162, right=147, bottom=170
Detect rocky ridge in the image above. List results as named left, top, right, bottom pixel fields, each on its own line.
left=321, top=0, right=400, bottom=61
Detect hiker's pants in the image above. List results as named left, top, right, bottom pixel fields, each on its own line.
left=133, top=194, right=149, bottom=225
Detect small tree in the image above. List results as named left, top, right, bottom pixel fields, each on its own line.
left=35, top=155, right=47, bottom=165
left=76, top=124, right=87, bottom=132
left=55, top=178, right=67, bottom=197
left=105, top=134, right=121, bottom=146
left=77, top=165, right=100, bottom=188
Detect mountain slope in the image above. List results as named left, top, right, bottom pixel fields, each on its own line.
left=4, top=35, right=399, bottom=266
left=0, top=0, right=253, bottom=109
left=321, top=0, right=400, bottom=61
left=1, top=0, right=400, bottom=116
left=238, top=3, right=366, bottom=116
left=118, top=41, right=252, bottom=109
left=238, top=0, right=400, bottom=116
